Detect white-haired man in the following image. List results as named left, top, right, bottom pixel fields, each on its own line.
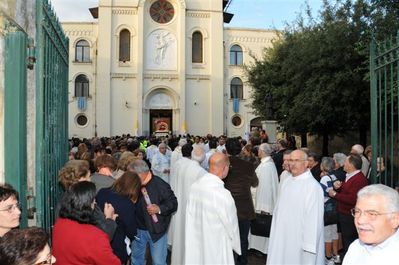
left=351, top=144, right=370, bottom=177
left=249, top=143, right=279, bottom=254
left=343, top=184, right=399, bottom=264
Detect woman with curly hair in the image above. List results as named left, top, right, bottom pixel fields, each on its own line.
left=53, top=181, right=120, bottom=265
left=57, top=160, right=117, bottom=241
left=0, top=227, right=56, bottom=265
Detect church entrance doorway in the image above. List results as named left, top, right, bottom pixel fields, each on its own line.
left=150, top=109, right=172, bottom=136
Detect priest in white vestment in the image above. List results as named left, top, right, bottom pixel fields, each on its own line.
left=267, top=149, right=325, bottom=265
left=168, top=143, right=193, bottom=246
left=151, top=142, right=171, bottom=183
left=171, top=147, right=207, bottom=265
left=185, top=153, right=241, bottom=265
left=249, top=143, right=279, bottom=254
left=170, top=138, right=187, bottom=170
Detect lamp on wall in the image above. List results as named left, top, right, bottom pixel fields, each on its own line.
left=125, top=101, right=131, bottom=108
left=194, top=101, right=198, bottom=106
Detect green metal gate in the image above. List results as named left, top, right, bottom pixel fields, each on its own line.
left=370, top=33, right=399, bottom=189
left=3, top=15, right=29, bottom=228
left=35, top=0, right=69, bottom=231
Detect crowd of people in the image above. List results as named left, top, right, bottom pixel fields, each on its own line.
left=0, top=130, right=398, bottom=265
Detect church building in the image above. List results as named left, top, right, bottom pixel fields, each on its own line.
left=62, top=0, right=277, bottom=138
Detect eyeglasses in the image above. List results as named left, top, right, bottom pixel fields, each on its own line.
left=0, top=203, right=20, bottom=213
left=288, top=159, right=306, bottom=163
left=351, top=208, right=396, bottom=220
left=35, top=252, right=53, bottom=265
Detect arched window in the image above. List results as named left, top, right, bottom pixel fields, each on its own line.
left=119, top=29, right=131, bottom=62
left=230, top=77, right=243, bottom=99
left=75, top=40, right=90, bottom=62
left=192, top=31, right=203, bottom=63
left=230, top=44, right=243, bottom=65
left=75, top=74, right=89, bottom=97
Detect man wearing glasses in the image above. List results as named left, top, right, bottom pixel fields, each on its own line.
left=343, top=184, right=399, bottom=264
left=0, top=184, right=21, bottom=237
left=267, top=149, right=325, bottom=265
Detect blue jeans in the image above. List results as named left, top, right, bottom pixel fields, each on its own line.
left=131, top=229, right=167, bottom=265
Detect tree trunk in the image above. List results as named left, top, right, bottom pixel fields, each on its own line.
left=322, top=132, right=329, bottom=156
left=301, top=133, right=307, bottom=147
left=359, top=126, right=367, bottom=147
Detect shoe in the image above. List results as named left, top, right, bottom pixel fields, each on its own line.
left=325, top=257, right=335, bottom=265
left=333, top=255, right=341, bottom=263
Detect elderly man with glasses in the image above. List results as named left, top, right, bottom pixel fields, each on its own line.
left=0, top=184, right=21, bottom=237
left=343, top=184, right=399, bottom=264
left=267, top=149, right=325, bottom=265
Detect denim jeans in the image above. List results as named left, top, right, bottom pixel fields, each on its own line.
left=131, top=229, right=167, bottom=265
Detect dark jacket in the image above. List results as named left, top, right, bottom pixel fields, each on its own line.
left=272, top=149, right=285, bottom=176
left=136, top=175, right=177, bottom=242
left=224, top=156, right=258, bottom=220
left=96, top=188, right=137, bottom=264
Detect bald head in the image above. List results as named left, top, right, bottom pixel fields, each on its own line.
left=209, top=153, right=230, bottom=179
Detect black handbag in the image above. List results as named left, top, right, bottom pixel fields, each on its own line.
left=250, top=213, right=272, bottom=237
left=324, top=175, right=338, bottom=226
left=324, top=198, right=338, bottom=225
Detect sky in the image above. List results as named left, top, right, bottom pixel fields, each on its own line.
left=51, top=0, right=324, bottom=30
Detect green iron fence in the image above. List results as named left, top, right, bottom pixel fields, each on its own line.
left=35, top=0, right=69, bottom=232
left=3, top=15, right=29, bottom=227
left=370, top=33, right=399, bottom=189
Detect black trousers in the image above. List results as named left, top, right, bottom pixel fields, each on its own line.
left=338, top=212, right=358, bottom=257
left=235, top=219, right=250, bottom=265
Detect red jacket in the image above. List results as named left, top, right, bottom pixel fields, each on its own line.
left=335, top=171, right=368, bottom=215
left=53, top=218, right=121, bottom=265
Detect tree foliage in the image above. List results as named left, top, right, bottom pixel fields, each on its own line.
left=246, top=0, right=397, bottom=153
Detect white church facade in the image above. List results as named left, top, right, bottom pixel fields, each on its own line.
left=62, top=0, right=277, bottom=138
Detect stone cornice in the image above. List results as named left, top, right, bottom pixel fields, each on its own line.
left=228, top=36, right=272, bottom=44
left=186, top=74, right=210, bottom=81
left=186, top=12, right=210, bottom=18
left=112, top=9, right=137, bottom=15
left=144, top=74, right=179, bottom=81
left=111, top=73, right=137, bottom=79
left=64, top=30, right=93, bottom=36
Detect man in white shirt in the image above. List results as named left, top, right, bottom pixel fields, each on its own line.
left=185, top=153, right=241, bottom=264
left=267, top=149, right=325, bottom=265
left=216, top=135, right=227, bottom=153
left=343, top=184, right=399, bottom=265
left=249, top=143, right=279, bottom=254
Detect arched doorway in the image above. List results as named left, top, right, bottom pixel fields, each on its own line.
left=144, top=88, right=179, bottom=136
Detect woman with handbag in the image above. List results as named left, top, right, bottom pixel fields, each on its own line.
left=320, top=157, right=340, bottom=265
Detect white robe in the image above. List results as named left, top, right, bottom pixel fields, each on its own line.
left=185, top=173, right=241, bottom=265
left=151, top=151, right=171, bottom=183
left=267, top=170, right=325, bottom=265
left=249, top=156, right=279, bottom=254
left=170, top=146, right=183, bottom=170
left=171, top=159, right=207, bottom=265
left=168, top=157, right=191, bottom=246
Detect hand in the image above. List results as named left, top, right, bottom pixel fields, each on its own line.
left=104, top=202, right=118, bottom=221
left=328, top=189, right=337, bottom=198
left=333, top=180, right=342, bottom=189
left=147, top=204, right=160, bottom=215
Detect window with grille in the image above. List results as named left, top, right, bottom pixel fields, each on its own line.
left=75, top=74, right=89, bottom=97
left=119, top=29, right=131, bottom=62
left=230, top=44, right=243, bottom=65
left=75, top=40, right=90, bottom=62
left=192, top=31, right=203, bottom=63
left=230, top=77, right=243, bottom=99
